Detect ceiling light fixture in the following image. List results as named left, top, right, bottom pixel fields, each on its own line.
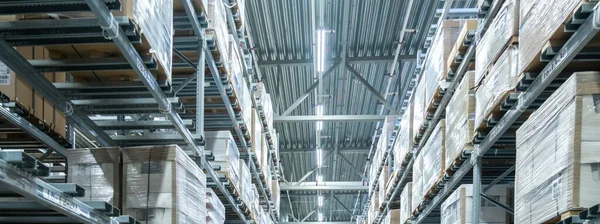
left=316, top=148, right=322, bottom=167
left=316, top=30, right=326, bottom=72
left=315, top=104, right=324, bottom=131
left=318, top=195, right=323, bottom=207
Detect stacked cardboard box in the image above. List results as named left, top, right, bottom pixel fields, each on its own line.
left=382, top=209, right=400, bottom=224
left=206, top=0, right=229, bottom=68
left=238, top=159, right=252, bottom=207
left=0, top=46, right=67, bottom=138
left=271, top=180, right=280, bottom=215
left=67, top=147, right=121, bottom=206
left=445, top=71, right=475, bottom=170
left=205, top=131, right=241, bottom=192
left=515, top=72, right=600, bottom=223
left=251, top=109, right=263, bottom=161
left=423, top=20, right=462, bottom=108
left=368, top=198, right=379, bottom=224
left=378, top=166, right=390, bottom=206
left=475, top=0, right=519, bottom=83
left=400, top=182, right=412, bottom=224
left=412, top=120, right=445, bottom=210
left=441, top=184, right=511, bottom=224
left=122, top=145, right=206, bottom=224
left=412, top=74, right=426, bottom=140
left=393, top=102, right=413, bottom=172
left=518, top=0, right=584, bottom=75
left=474, top=46, right=518, bottom=131
left=227, top=36, right=252, bottom=128
left=206, top=188, right=225, bottom=224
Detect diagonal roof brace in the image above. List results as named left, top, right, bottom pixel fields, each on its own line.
left=344, top=63, right=400, bottom=115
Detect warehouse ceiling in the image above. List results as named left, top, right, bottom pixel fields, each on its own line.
left=245, top=0, right=477, bottom=222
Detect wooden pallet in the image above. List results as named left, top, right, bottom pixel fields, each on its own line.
left=543, top=209, right=585, bottom=224
left=445, top=144, right=473, bottom=173
left=473, top=90, right=516, bottom=134
left=447, top=20, right=477, bottom=75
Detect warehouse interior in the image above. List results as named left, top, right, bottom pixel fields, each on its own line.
left=0, top=0, right=600, bottom=224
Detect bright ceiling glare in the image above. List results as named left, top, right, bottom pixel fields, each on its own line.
left=316, top=29, right=326, bottom=72
left=318, top=213, right=323, bottom=222
left=318, top=195, right=323, bottom=207
left=316, top=148, right=322, bottom=167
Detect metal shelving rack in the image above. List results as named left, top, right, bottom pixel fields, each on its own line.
left=0, top=0, right=278, bottom=223
left=362, top=0, right=600, bottom=223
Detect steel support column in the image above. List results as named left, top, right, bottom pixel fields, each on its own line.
left=472, top=156, right=482, bottom=223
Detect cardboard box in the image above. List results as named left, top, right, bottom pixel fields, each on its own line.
left=474, top=46, right=518, bottom=132
left=400, top=182, right=412, bottom=224
left=394, top=102, right=413, bottom=171
left=67, top=147, right=121, bottom=207
left=238, top=159, right=252, bottom=207
left=378, top=166, right=390, bottom=206
left=271, top=180, right=280, bottom=215
left=412, top=74, right=426, bottom=141
left=412, top=150, right=424, bottom=212
left=441, top=184, right=511, bottom=224
left=515, top=72, right=600, bottom=223
left=445, top=71, right=475, bottom=170
left=206, top=188, right=225, bottom=224
left=122, top=145, right=206, bottom=224
left=205, top=131, right=240, bottom=191
left=475, top=0, right=518, bottom=83
left=382, top=209, right=401, bottom=224
left=421, top=120, right=446, bottom=197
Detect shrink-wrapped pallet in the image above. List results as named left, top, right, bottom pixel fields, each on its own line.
left=382, top=209, right=401, bottom=224
left=67, top=147, right=121, bottom=206
left=378, top=166, right=390, bottom=205
left=394, top=102, right=413, bottom=171
left=515, top=72, right=600, bottom=223
left=423, top=20, right=461, bottom=108
left=445, top=71, right=475, bottom=170
left=271, top=180, right=280, bottom=215
left=207, top=0, right=229, bottom=66
left=475, top=0, right=519, bottom=83
left=441, top=184, right=511, bottom=224
left=205, top=131, right=240, bottom=192
left=206, top=188, right=225, bottom=224
left=474, top=46, right=518, bottom=132
left=519, top=0, right=583, bottom=75
left=368, top=199, right=379, bottom=224
left=412, top=150, right=424, bottom=211
left=261, top=133, right=269, bottom=176
left=238, top=159, right=252, bottom=207
left=413, top=74, right=427, bottom=140
left=122, top=145, right=206, bottom=224
left=251, top=109, right=263, bottom=161
left=421, top=120, right=446, bottom=197
left=400, top=182, right=413, bottom=224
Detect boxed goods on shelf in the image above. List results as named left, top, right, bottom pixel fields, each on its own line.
left=239, top=159, right=252, bottom=207
left=445, top=71, right=475, bottom=170
left=378, top=166, right=390, bottom=206
left=122, top=145, right=206, bottom=224
left=271, top=180, right=280, bottom=215
left=67, top=147, right=121, bottom=206
left=423, top=20, right=461, bottom=109
left=474, top=46, right=518, bottom=132
left=393, top=102, right=413, bottom=171
left=400, top=182, right=412, bottom=224
left=207, top=0, right=229, bottom=66
left=368, top=198, right=379, bottom=224
left=251, top=108, right=263, bottom=160
left=369, top=148, right=383, bottom=188
left=206, top=188, right=225, bottom=224
left=515, top=72, right=600, bottom=223
left=382, top=209, right=400, bottom=224
left=446, top=20, right=478, bottom=73
left=441, top=184, right=512, bottom=224
left=205, top=131, right=241, bottom=192
left=412, top=120, right=445, bottom=210
left=421, top=120, right=446, bottom=196
left=475, top=0, right=518, bottom=83
left=413, top=74, right=426, bottom=140
left=519, top=0, right=587, bottom=75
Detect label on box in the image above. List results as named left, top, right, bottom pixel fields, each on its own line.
left=0, top=62, right=10, bottom=85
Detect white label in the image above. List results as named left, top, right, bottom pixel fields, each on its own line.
left=0, top=62, right=10, bottom=85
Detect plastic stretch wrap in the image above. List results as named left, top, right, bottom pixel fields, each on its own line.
left=207, top=0, right=229, bottom=66
left=272, top=129, right=279, bottom=161
left=424, top=21, right=461, bottom=107
left=515, top=72, right=600, bottom=224
left=441, top=184, right=511, bottom=224
left=122, top=145, right=207, bottom=224
left=475, top=0, right=518, bottom=83
left=369, top=148, right=384, bottom=188
left=474, top=46, right=518, bottom=132
left=422, top=120, right=446, bottom=196
left=445, top=71, right=475, bottom=170
left=394, top=102, right=413, bottom=171
left=400, top=182, right=412, bottom=224
left=378, top=166, right=390, bottom=205
left=238, top=159, right=252, bottom=207
left=123, top=0, right=173, bottom=78
left=518, top=0, right=582, bottom=75
left=251, top=109, right=263, bottom=158
left=206, top=188, right=225, bottom=224
left=205, top=131, right=240, bottom=192
left=413, top=74, right=426, bottom=140
left=368, top=198, right=380, bottom=224
left=412, top=150, right=424, bottom=211
left=271, top=180, right=280, bottom=215
left=384, top=209, right=400, bottom=224
left=67, top=147, right=120, bottom=205
left=265, top=93, right=274, bottom=129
